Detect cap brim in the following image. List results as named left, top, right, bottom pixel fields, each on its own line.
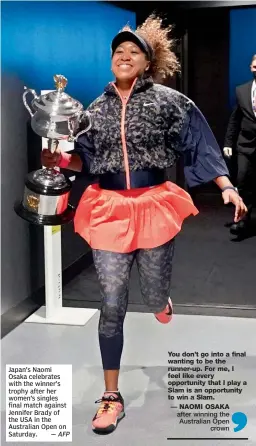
left=111, top=31, right=149, bottom=56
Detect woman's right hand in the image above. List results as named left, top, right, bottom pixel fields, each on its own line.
left=41, top=148, right=62, bottom=168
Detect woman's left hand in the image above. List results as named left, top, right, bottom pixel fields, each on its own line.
left=222, top=189, right=248, bottom=222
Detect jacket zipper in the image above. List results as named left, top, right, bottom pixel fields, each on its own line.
left=111, top=78, right=137, bottom=190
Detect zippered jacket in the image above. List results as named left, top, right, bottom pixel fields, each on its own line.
left=75, top=75, right=229, bottom=188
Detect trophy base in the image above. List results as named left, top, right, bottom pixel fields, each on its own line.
left=14, top=201, right=75, bottom=226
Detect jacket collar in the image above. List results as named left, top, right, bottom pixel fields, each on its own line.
left=104, top=74, right=154, bottom=97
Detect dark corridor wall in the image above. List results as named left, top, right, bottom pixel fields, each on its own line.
left=187, top=8, right=230, bottom=148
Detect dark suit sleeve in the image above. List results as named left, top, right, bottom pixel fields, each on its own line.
left=175, top=103, right=230, bottom=188
left=224, top=103, right=243, bottom=149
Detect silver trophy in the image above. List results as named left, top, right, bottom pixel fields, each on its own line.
left=14, top=74, right=91, bottom=225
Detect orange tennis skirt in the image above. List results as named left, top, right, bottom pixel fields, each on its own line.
left=74, top=181, right=199, bottom=253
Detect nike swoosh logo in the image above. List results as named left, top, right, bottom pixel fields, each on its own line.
left=166, top=303, right=173, bottom=316
left=143, top=102, right=155, bottom=107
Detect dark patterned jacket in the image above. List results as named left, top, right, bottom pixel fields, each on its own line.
left=74, top=75, right=229, bottom=187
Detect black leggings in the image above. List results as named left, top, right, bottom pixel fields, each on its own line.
left=92, top=239, right=175, bottom=370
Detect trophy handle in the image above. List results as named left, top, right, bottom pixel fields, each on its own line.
left=74, top=111, right=92, bottom=140
left=23, top=87, right=38, bottom=117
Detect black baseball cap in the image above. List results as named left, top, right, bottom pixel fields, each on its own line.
left=111, top=30, right=153, bottom=61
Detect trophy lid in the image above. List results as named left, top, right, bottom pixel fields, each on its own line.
left=31, top=75, right=83, bottom=117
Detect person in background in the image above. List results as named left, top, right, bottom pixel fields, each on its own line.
left=42, top=15, right=247, bottom=434
left=223, top=54, right=256, bottom=236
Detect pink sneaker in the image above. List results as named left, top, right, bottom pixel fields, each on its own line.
left=92, top=392, right=125, bottom=434
left=154, top=297, right=173, bottom=324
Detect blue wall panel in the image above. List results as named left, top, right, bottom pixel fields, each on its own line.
left=229, top=7, right=256, bottom=108
left=1, top=1, right=135, bottom=105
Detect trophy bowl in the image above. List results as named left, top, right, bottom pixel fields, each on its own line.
left=14, top=74, right=91, bottom=226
